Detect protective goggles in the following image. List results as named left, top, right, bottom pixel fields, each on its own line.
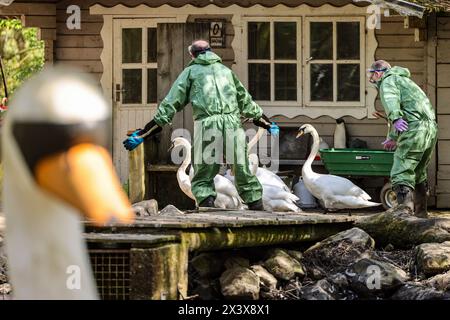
left=366, top=68, right=387, bottom=78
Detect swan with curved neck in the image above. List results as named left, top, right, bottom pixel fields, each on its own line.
left=297, top=124, right=381, bottom=209
left=3, top=68, right=134, bottom=299
left=171, top=137, right=245, bottom=209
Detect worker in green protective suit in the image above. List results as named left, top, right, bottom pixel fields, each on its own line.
left=123, top=40, right=279, bottom=210
left=368, top=60, right=437, bottom=218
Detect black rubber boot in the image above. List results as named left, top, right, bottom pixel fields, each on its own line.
left=393, top=184, right=414, bottom=211
left=199, top=196, right=215, bottom=208
left=247, top=199, right=264, bottom=211
left=414, top=182, right=429, bottom=218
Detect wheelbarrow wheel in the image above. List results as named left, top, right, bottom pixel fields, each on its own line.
left=380, top=182, right=397, bottom=210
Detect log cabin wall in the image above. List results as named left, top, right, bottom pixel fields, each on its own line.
left=436, top=13, right=450, bottom=208
left=2, top=0, right=446, bottom=207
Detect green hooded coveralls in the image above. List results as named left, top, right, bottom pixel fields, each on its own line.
left=379, top=66, right=438, bottom=189
left=153, top=51, right=263, bottom=204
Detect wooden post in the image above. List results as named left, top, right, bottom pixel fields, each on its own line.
left=130, top=244, right=181, bottom=300
left=128, top=142, right=145, bottom=204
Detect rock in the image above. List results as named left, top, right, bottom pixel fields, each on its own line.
left=192, top=278, right=222, bottom=300
left=159, top=204, right=184, bottom=216
left=301, top=279, right=336, bottom=300
left=264, top=249, right=305, bottom=281
left=329, top=273, right=349, bottom=288
left=224, top=256, right=250, bottom=270
left=415, top=241, right=450, bottom=276
left=286, top=250, right=303, bottom=262
left=303, top=228, right=375, bottom=272
left=356, top=205, right=450, bottom=248
left=0, top=283, right=11, bottom=295
left=391, top=283, right=450, bottom=300
left=220, top=267, right=260, bottom=300
left=384, top=244, right=395, bottom=252
left=190, top=252, right=225, bottom=278
left=425, top=271, right=450, bottom=291
left=132, top=199, right=158, bottom=216
left=345, top=258, right=409, bottom=297
left=250, top=265, right=278, bottom=290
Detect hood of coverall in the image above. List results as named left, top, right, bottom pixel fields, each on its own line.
left=382, top=66, right=411, bottom=80
left=189, top=51, right=222, bottom=66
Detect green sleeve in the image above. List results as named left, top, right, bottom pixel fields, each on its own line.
left=380, top=76, right=404, bottom=123
left=232, top=71, right=263, bottom=119
left=387, top=124, right=399, bottom=141
left=153, top=68, right=191, bottom=126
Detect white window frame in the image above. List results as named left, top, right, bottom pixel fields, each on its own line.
left=243, top=17, right=302, bottom=107
left=113, top=19, right=159, bottom=109
left=304, top=16, right=366, bottom=107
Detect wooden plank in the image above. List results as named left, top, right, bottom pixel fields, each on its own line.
left=56, top=22, right=102, bottom=35
left=84, top=233, right=178, bottom=244
left=438, top=164, right=450, bottom=180
left=437, top=39, right=450, bottom=63
left=436, top=180, right=450, bottom=194
left=0, top=3, right=55, bottom=15
left=438, top=115, right=450, bottom=140
left=438, top=64, right=450, bottom=87
left=376, top=22, right=415, bottom=35
left=39, top=28, right=56, bottom=40
left=437, top=195, right=450, bottom=209
left=24, top=15, right=56, bottom=29
left=56, top=9, right=103, bottom=23
left=59, top=60, right=103, bottom=73
left=377, top=35, right=424, bottom=48
left=55, top=48, right=102, bottom=60
left=438, top=140, right=450, bottom=164
left=438, top=88, right=450, bottom=114
left=376, top=48, right=424, bottom=61
left=56, top=35, right=103, bottom=48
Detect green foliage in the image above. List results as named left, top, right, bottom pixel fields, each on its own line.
left=0, top=19, right=45, bottom=97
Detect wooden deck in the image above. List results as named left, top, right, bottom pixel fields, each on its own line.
left=83, top=210, right=358, bottom=300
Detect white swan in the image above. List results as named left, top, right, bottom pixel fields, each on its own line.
left=296, top=124, right=381, bottom=210
left=225, top=127, right=290, bottom=192
left=2, top=68, right=134, bottom=299
left=172, top=137, right=246, bottom=209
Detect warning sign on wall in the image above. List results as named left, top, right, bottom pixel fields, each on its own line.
left=209, top=21, right=225, bottom=48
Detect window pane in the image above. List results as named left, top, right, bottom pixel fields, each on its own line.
left=275, top=22, right=296, bottom=60
left=148, top=28, right=157, bottom=63
left=122, top=69, right=142, bottom=104
left=122, top=28, right=142, bottom=63
left=310, top=22, right=332, bottom=60
left=248, top=22, right=270, bottom=59
left=337, top=22, right=360, bottom=60
left=338, top=64, right=360, bottom=101
left=275, top=64, right=297, bottom=101
left=249, top=63, right=270, bottom=100
left=147, top=68, right=157, bottom=103
left=310, top=64, right=333, bottom=101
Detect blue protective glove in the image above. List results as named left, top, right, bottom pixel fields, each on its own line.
left=393, top=118, right=408, bottom=133
left=123, top=130, right=144, bottom=151
left=268, top=122, right=280, bottom=136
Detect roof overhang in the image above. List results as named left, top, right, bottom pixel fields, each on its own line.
left=0, top=0, right=15, bottom=6
left=353, top=0, right=426, bottom=18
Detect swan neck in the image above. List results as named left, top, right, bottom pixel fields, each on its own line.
left=180, top=142, right=192, bottom=172
left=304, top=130, right=320, bottom=171
left=248, top=127, right=265, bottom=152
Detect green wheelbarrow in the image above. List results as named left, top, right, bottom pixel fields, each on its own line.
left=319, top=148, right=395, bottom=210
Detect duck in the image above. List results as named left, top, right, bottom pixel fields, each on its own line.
left=296, top=124, right=381, bottom=210
left=2, top=67, right=134, bottom=299
left=171, top=137, right=245, bottom=209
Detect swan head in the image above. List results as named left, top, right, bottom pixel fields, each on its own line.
left=169, top=136, right=191, bottom=152
left=4, top=66, right=134, bottom=225
left=296, top=124, right=316, bottom=138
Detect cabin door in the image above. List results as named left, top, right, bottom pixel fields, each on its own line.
left=113, top=19, right=208, bottom=183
